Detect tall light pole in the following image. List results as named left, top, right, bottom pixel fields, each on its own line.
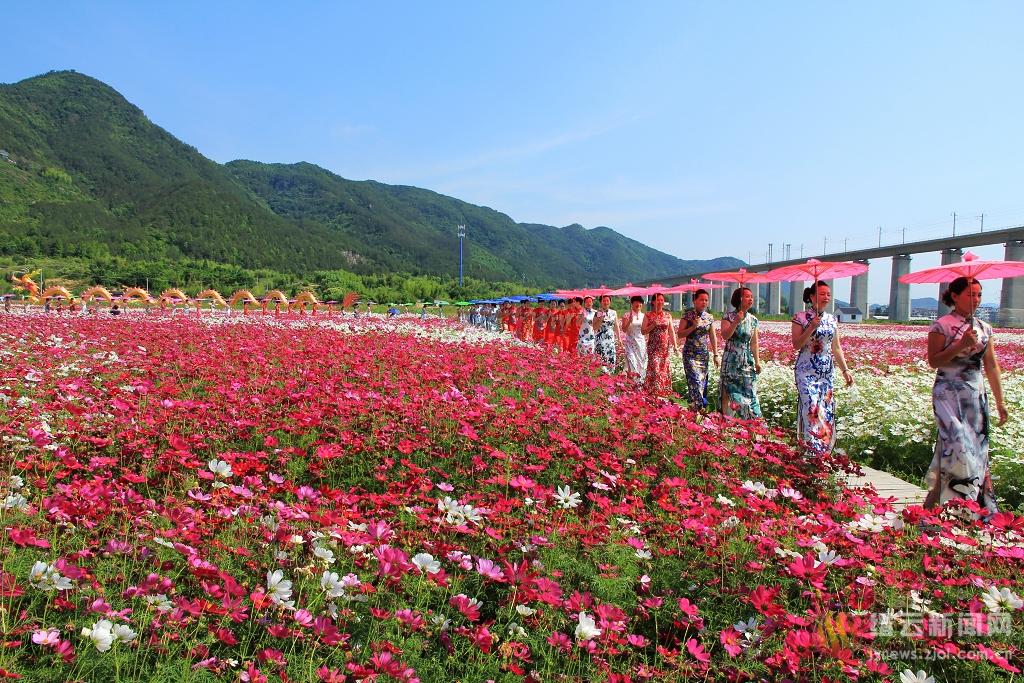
left=457, top=224, right=466, bottom=287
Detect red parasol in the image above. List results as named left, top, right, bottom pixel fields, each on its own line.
left=701, top=268, right=773, bottom=286
left=606, top=283, right=649, bottom=297
left=762, top=258, right=868, bottom=282
left=898, top=251, right=1024, bottom=284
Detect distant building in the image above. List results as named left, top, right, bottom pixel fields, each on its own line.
left=837, top=306, right=863, bottom=324
left=0, top=150, right=9, bottom=161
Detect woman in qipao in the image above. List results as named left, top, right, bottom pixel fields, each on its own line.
left=576, top=296, right=597, bottom=356
left=923, top=277, right=1008, bottom=515
left=620, top=295, right=647, bottom=382
left=790, top=281, right=853, bottom=453
left=593, top=294, right=620, bottom=371
left=719, top=287, right=761, bottom=418
left=641, top=292, right=678, bottom=397
left=677, top=288, right=719, bottom=408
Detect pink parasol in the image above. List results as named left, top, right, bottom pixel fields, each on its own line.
left=661, top=279, right=725, bottom=294
left=606, top=283, right=648, bottom=297
left=701, top=268, right=773, bottom=286
left=898, top=251, right=1024, bottom=284
left=763, top=258, right=868, bottom=282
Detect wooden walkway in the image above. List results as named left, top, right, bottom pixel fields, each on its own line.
left=844, top=465, right=927, bottom=510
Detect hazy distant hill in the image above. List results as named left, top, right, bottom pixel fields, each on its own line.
left=0, top=70, right=742, bottom=286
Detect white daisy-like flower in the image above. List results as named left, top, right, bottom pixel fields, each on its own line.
left=981, top=585, right=1024, bottom=613
left=515, top=604, right=537, bottom=617
left=81, top=619, right=115, bottom=652
left=412, top=552, right=441, bottom=574
left=899, top=670, right=935, bottom=683
left=554, top=485, right=581, bottom=509
left=575, top=612, right=602, bottom=641
left=321, top=571, right=346, bottom=599
left=313, top=545, right=336, bottom=565
left=111, top=623, right=137, bottom=644
left=266, top=570, right=294, bottom=608
left=207, top=459, right=233, bottom=478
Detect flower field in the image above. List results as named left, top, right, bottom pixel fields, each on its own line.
left=1, top=312, right=1023, bottom=682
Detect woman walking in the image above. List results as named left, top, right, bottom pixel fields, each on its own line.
left=594, top=294, right=620, bottom=371
left=791, top=281, right=853, bottom=454
left=923, top=277, right=1008, bottom=515
left=677, top=289, right=719, bottom=409
left=577, top=296, right=597, bottom=356
left=620, top=295, right=647, bottom=382
left=719, top=287, right=761, bottom=419
left=641, top=292, right=678, bottom=397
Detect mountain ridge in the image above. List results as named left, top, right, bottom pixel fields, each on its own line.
left=0, top=70, right=743, bottom=287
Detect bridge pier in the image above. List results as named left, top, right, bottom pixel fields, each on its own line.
left=889, top=254, right=912, bottom=322
left=938, top=248, right=963, bottom=315
left=849, top=260, right=869, bottom=319
left=670, top=292, right=683, bottom=312
left=999, top=240, right=1024, bottom=326
left=711, top=283, right=723, bottom=313
left=788, top=281, right=803, bottom=315
left=824, top=279, right=835, bottom=313
left=724, top=283, right=737, bottom=312
left=768, top=281, right=781, bottom=315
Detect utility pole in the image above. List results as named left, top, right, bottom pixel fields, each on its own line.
left=844, top=238, right=848, bottom=252
left=457, top=224, right=466, bottom=287
left=800, top=244, right=804, bottom=258
left=823, top=237, right=828, bottom=254
left=952, top=211, right=957, bottom=237
left=902, top=227, right=906, bottom=243
left=978, top=213, right=985, bottom=232
left=878, top=226, right=882, bottom=247
left=768, top=243, right=773, bottom=263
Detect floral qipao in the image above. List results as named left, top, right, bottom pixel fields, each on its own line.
left=594, top=309, right=618, bottom=369
left=926, top=312, right=998, bottom=514
left=792, top=310, right=838, bottom=453
left=682, top=310, right=714, bottom=408
left=577, top=309, right=597, bottom=355
left=643, top=311, right=673, bottom=397
left=720, top=312, right=761, bottom=419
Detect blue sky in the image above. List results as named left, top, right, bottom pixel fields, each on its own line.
left=4, top=1, right=1023, bottom=303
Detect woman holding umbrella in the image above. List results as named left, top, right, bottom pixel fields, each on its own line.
left=620, top=295, right=647, bottom=382
left=923, top=277, right=1008, bottom=514
left=791, top=281, right=854, bottom=454
left=641, top=292, right=678, bottom=397
left=677, top=288, right=719, bottom=409
left=719, top=287, right=761, bottom=418
left=593, top=294, right=620, bottom=371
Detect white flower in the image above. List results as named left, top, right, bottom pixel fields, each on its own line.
left=554, top=485, right=581, bottom=509
left=266, top=569, right=294, bottom=608
left=981, top=585, right=1024, bottom=612
left=635, top=548, right=653, bottom=560
left=412, top=552, right=441, bottom=574
left=575, top=612, right=602, bottom=641
left=2, top=493, right=28, bottom=511
left=741, top=480, right=768, bottom=495
left=28, top=561, right=73, bottom=592
left=9, top=475, right=24, bottom=490
left=899, top=670, right=935, bottom=683
left=111, top=623, right=137, bottom=643
left=313, top=545, right=336, bottom=565
left=515, top=604, right=537, bottom=617
left=817, top=549, right=841, bottom=566
left=321, top=571, right=346, bottom=599
left=207, top=459, right=233, bottom=478
left=81, top=620, right=115, bottom=652
left=716, top=494, right=736, bottom=507
left=734, top=617, right=759, bottom=637
left=143, top=594, right=174, bottom=612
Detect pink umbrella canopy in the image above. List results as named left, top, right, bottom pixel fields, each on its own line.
left=898, top=251, right=1024, bottom=284
left=661, top=279, right=725, bottom=293
left=701, top=268, right=773, bottom=286
left=763, top=258, right=868, bottom=282
left=606, top=283, right=649, bottom=297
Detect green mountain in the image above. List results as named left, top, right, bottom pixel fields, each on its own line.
left=0, top=70, right=742, bottom=286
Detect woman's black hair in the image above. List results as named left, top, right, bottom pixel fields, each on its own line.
left=630, top=295, right=644, bottom=304
left=730, top=286, right=751, bottom=310
left=802, top=280, right=830, bottom=305
left=941, top=277, right=980, bottom=307
left=574, top=297, right=584, bottom=305
left=693, top=288, right=709, bottom=300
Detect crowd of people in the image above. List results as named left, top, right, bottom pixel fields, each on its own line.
left=475, top=277, right=1010, bottom=517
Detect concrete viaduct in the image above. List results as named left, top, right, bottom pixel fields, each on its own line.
left=645, top=225, right=1024, bottom=325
